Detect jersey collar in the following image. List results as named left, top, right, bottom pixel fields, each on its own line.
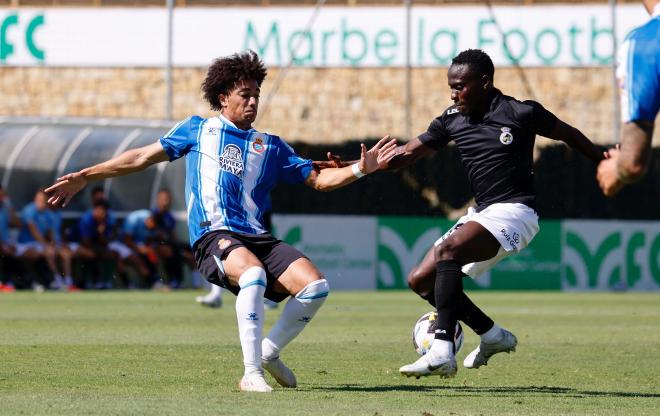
left=218, top=114, right=254, bottom=132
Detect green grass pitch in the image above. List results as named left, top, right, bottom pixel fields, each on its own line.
left=1, top=291, right=658, bottom=415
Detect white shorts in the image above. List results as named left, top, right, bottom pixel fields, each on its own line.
left=434, top=203, right=539, bottom=278
left=108, top=241, right=133, bottom=259
left=15, top=241, right=46, bottom=256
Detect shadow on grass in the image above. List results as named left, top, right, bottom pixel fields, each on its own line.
left=308, top=384, right=660, bottom=398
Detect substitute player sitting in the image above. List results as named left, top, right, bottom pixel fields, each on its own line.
left=46, top=50, right=395, bottom=393
left=376, top=49, right=605, bottom=378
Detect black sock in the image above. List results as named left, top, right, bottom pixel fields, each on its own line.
left=459, top=292, right=494, bottom=335
left=434, top=260, right=463, bottom=342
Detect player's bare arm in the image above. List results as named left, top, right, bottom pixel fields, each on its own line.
left=377, top=136, right=436, bottom=170
left=46, top=142, right=169, bottom=207
left=597, top=120, right=653, bottom=196
left=545, top=119, right=604, bottom=164
left=305, top=136, right=396, bottom=191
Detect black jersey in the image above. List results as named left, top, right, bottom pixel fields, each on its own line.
left=419, top=90, right=558, bottom=210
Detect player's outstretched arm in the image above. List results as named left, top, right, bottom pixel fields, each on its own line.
left=305, top=136, right=396, bottom=192
left=597, top=120, right=653, bottom=197
left=377, top=137, right=435, bottom=171
left=46, top=142, right=169, bottom=207
left=546, top=119, right=604, bottom=165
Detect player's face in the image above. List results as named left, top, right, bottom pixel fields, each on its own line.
left=92, top=206, right=107, bottom=222
left=156, top=191, right=171, bottom=211
left=219, top=79, right=260, bottom=130
left=34, top=192, right=47, bottom=211
left=447, top=64, right=487, bottom=115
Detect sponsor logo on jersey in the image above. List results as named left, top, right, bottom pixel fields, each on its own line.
left=218, top=238, right=231, bottom=250
left=447, top=108, right=459, bottom=115
left=219, top=144, right=244, bottom=176
left=252, top=136, right=265, bottom=153
left=207, top=127, right=219, bottom=135
left=499, top=127, right=514, bottom=145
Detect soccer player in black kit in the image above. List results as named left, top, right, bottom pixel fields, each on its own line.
left=376, top=49, right=606, bottom=378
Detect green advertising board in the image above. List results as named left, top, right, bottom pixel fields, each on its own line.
left=378, top=216, right=560, bottom=291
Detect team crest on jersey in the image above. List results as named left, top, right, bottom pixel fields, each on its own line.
left=252, top=137, right=266, bottom=153
left=499, top=127, right=513, bottom=145
left=219, top=144, right=244, bottom=176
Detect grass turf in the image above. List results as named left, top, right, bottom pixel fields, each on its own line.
left=0, top=291, right=658, bottom=415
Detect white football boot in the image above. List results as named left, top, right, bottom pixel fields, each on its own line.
left=239, top=373, right=273, bottom=393
left=463, top=328, right=517, bottom=369
left=399, top=353, right=457, bottom=379
left=262, top=357, right=297, bottom=388
left=195, top=293, right=222, bottom=308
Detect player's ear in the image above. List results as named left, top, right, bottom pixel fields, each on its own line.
left=218, top=93, right=227, bottom=108
left=482, top=74, right=491, bottom=90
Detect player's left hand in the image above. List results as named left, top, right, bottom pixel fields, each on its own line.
left=358, top=136, right=398, bottom=174
left=596, top=148, right=624, bottom=197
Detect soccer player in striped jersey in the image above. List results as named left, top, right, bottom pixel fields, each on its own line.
left=46, top=50, right=396, bottom=393
left=597, top=0, right=659, bottom=196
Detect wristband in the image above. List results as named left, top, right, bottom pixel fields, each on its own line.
left=351, top=163, right=366, bottom=178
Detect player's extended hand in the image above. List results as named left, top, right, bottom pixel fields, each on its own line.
left=45, top=172, right=88, bottom=207
left=596, top=148, right=624, bottom=197
left=358, top=135, right=398, bottom=174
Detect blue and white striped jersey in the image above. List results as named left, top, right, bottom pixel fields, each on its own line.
left=617, top=6, right=660, bottom=123
left=159, top=115, right=313, bottom=247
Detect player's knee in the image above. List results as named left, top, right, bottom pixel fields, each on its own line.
left=295, top=278, right=330, bottom=304
left=406, top=267, right=424, bottom=293
left=434, top=241, right=459, bottom=261
left=238, top=266, right=267, bottom=289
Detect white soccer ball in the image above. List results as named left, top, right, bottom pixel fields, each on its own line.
left=412, top=311, right=464, bottom=356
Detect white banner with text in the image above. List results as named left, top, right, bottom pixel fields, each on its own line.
left=0, top=5, right=648, bottom=67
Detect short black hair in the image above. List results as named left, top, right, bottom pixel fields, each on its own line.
left=201, top=50, right=267, bottom=111
left=91, top=186, right=104, bottom=195
left=451, top=49, right=495, bottom=79
left=92, top=199, right=110, bottom=209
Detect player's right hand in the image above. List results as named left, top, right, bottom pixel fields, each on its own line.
left=45, top=172, right=88, bottom=207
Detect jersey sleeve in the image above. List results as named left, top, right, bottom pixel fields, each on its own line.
left=159, top=116, right=203, bottom=161
left=78, top=214, right=93, bottom=240
left=275, top=137, right=313, bottom=184
left=418, top=116, right=450, bottom=150
left=618, top=26, right=660, bottom=123
left=523, top=100, right=559, bottom=137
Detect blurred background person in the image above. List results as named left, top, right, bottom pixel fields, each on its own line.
left=0, top=185, right=19, bottom=292
left=16, top=190, right=75, bottom=291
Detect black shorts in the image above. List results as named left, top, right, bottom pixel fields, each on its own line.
left=193, top=230, right=306, bottom=303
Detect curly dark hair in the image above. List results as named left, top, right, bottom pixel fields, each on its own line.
left=451, top=49, right=495, bottom=79
left=201, top=50, right=267, bottom=111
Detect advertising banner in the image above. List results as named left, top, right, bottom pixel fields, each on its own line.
left=273, top=214, right=377, bottom=290
left=561, top=220, right=660, bottom=291
left=273, top=215, right=659, bottom=292
left=0, top=5, right=648, bottom=67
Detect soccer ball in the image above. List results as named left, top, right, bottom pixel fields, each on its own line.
left=412, top=311, right=464, bottom=356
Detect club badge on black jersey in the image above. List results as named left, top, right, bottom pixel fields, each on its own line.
left=499, top=127, right=513, bottom=145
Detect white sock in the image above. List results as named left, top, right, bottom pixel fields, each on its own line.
left=235, top=266, right=267, bottom=376
left=262, top=279, right=329, bottom=360
left=480, top=323, right=503, bottom=344
left=208, top=284, right=222, bottom=300
left=428, top=339, right=454, bottom=359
